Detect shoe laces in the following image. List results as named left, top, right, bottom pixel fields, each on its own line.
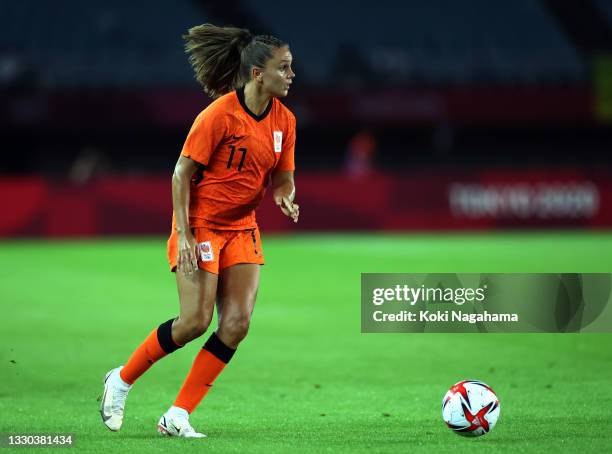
left=111, top=385, right=129, bottom=415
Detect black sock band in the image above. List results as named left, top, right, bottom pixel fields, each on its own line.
left=203, top=332, right=236, bottom=364
left=157, top=318, right=182, bottom=354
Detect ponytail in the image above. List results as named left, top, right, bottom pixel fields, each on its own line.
left=183, top=24, right=287, bottom=98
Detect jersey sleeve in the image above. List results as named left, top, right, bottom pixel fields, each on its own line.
left=276, top=111, right=296, bottom=171
left=181, top=107, right=228, bottom=166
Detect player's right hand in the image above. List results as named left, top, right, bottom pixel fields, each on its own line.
left=177, top=230, right=198, bottom=276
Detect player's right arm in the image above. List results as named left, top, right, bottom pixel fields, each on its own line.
left=174, top=103, right=227, bottom=275
left=172, top=155, right=201, bottom=276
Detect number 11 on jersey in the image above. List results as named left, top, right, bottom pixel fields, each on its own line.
left=227, top=145, right=247, bottom=171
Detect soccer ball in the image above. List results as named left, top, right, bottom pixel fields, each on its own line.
left=442, top=380, right=500, bottom=437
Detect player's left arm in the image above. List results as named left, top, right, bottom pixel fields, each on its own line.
left=272, top=170, right=299, bottom=223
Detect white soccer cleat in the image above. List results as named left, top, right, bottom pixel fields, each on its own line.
left=100, top=366, right=131, bottom=431
left=157, top=408, right=206, bottom=438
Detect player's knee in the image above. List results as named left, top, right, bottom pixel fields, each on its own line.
left=221, top=314, right=251, bottom=343
left=178, top=312, right=213, bottom=342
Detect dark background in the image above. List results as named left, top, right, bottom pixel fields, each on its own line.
left=1, top=0, right=612, bottom=234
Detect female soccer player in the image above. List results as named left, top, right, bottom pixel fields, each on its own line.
left=100, top=24, right=298, bottom=438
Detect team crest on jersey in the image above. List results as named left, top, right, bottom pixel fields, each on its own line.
left=198, top=241, right=214, bottom=262
left=273, top=131, right=283, bottom=153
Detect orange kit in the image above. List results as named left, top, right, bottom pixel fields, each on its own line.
left=168, top=87, right=296, bottom=273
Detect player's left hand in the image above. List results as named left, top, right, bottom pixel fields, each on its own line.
left=277, top=196, right=299, bottom=223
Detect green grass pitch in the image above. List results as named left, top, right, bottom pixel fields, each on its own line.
left=2, top=233, right=612, bottom=453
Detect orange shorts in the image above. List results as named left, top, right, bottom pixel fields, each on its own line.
left=167, top=227, right=264, bottom=274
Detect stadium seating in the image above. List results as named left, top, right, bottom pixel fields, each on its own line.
left=0, top=0, right=587, bottom=87
left=593, top=0, right=612, bottom=27
left=0, top=0, right=207, bottom=87
left=242, top=0, right=586, bottom=85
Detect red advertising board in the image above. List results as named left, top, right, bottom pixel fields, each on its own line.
left=1, top=168, right=611, bottom=237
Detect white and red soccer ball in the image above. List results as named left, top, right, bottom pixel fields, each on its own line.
left=442, top=380, right=500, bottom=437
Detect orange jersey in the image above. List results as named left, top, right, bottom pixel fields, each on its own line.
left=180, top=87, right=296, bottom=229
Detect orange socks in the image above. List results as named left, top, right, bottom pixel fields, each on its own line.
left=118, top=324, right=235, bottom=414
left=119, top=318, right=182, bottom=385
left=173, top=333, right=236, bottom=413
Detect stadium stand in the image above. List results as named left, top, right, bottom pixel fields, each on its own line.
left=0, top=0, right=208, bottom=87
left=0, top=0, right=586, bottom=87
left=594, top=0, right=612, bottom=28
left=241, top=0, right=587, bottom=85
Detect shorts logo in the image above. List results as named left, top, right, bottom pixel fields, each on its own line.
left=198, top=241, right=214, bottom=262
left=273, top=131, right=283, bottom=153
